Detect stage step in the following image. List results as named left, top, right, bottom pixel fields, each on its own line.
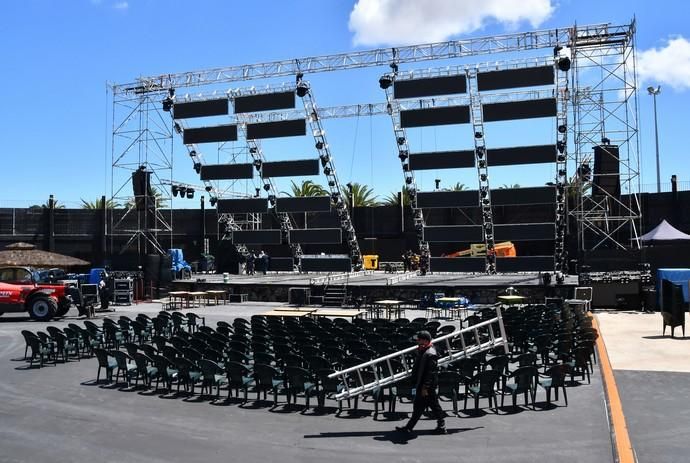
left=323, top=285, right=347, bottom=307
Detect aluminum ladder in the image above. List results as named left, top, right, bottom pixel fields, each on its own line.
left=328, top=306, right=509, bottom=400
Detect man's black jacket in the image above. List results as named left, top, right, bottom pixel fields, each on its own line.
left=411, top=345, right=439, bottom=390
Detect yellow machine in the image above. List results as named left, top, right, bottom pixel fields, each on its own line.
left=363, top=255, right=379, bottom=270
left=443, top=241, right=517, bottom=258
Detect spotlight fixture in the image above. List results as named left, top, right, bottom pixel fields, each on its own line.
left=263, top=184, right=271, bottom=191
left=168, top=88, right=175, bottom=97
left=171, top=185, right=179, bottom=197
left=558, top=124, right=567, bottom=133
left=194, top=162, right=201, bottom=174
left=174, top=122, right=182, bottom=134
left=315, top=141, right=324, bottom=150
left=255, top=188, right=261, bottom=198
left=187, top=188, right=194, bottom=199
left=162, top=97, right=173, bottom=112
left=402, top=163, right=410, bottom=172
left=179, top=187, right=187, bottom=197
left=434, top=179, right=441, bottom=190
left=296, top=81, right=310, bottom=97
left=209, top=197, right=217, bottom=207
left=476, top=147, right=485, bottom=159
left=249, top=147, right=258, bottom=154
left=267, top=194, right=276, bottom=204
left=558, top=169, right=567, bottom=177
left=557, top=141, right=566, bottom=153
left=480, top=173, right=487, bottom=182
left=557, top=57, right=571, bottom=72
left=396, top=137, right=406, bottom=146
left=346, top=182, right=353, bottom=191
left=253, top=159, right=262, bottom=171
left=319, top=154, right=330, bottom=167
left=480, top=188, right=488, bottom=198
left=328, top=180, right=336, bottom=187
left=378, top=74, right=393, bottom=89
left=557, top=153, right=566, bottom=162
left=478, top=160, right=487, bottom=168
left=189, top=150, right=196, bottom=157
left=474, top=131, right=483, bottom=139
left=601, top=137, right=611, bottom=145
left=405, top=177, right=413, bottom=185
left=398, top=151, right=409, bottom=162
left=205, top=186, right=212, bottom=192
left=323, top=167, right=332, bottom=175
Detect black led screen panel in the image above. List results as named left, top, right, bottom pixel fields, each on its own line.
left=275, top=196, right=331, bottom=213
left=268, top=257, right=294, bottom=272
left=430, top=258, right=485, bottom=273
left=261, top=159, right=320, bottom=178
left=400, top=106, right=470, bottom=128
left=217, top=198, right=268, bottom=214
left=423, top=226, right=483, bottom=242
left=416, top=190, right=478, bottom=208
left=483, top=98, right=557, bottom=122
left=494, top=223, right=555, bottom=241
left=409, top=150, right=475, bottom=170
left=183, top=125, right=238, bottom=144
left=234, top=91, right=295, bottom=113
left=496, top=256, right=554, bottom=272
left=289, top=228, right=342, bottom=244
left=488, top=145, right=554, bottom=166
left=491, top=187, right=556, bottom=206
left=246, top=119, right=306, bottom=139
left=232, top=230, right=282, bottom=245
left=477, top=66, right=554, bottom=91
left=301, top=257, right=351, bottom=272
left=394, top=75, right=467, bottom=99
left=173, top=99, right=229, bottom=119
left=200, top=163, right=254, bottom=180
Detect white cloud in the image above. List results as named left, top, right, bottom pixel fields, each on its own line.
left=113, top=1, right=128, bottom=9
left=348, top=0, right=554, bottom=46
left=637, top=37, right=690, bottom=91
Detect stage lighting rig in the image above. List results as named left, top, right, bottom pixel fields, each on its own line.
left=209, top=197, right=217, bottom=207
left=186, top=188, right=194, bottom=199
left=296, top=80, right=310, bottom=98
left=255, top=188, right=261, bottom=198
left=397, top=137, right=406, bottom=146
left=171, top=185, right=179, bottom=197
left=194, top=162, right=201, bottom=174
left=378, top=74, right=393, bottom=89
left=263, top=184, right=271, bottom=191
left=205, top=186, right=212, bottom=192
left=253, top=159, right=262, bottom=171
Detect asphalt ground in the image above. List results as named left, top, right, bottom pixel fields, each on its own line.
left=0, top=302, right=613, bottom=463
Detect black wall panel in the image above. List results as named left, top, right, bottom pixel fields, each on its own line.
left=289, top=228, right=342, bottom=244
left=488, top=145, right=554, bottom=166
left=491, top=187, right=556, bottom=206
left=423, top=225, right=483, bottom=242
left=275, top=196, right=331, bottom=213
left=268, top=257, right=294, bottom=272
left=477, top=66, right=554, bottom=91
left=234, top=91, right=295, bottom=113
left=400, top=106, right=470, bottom=128
left=232, top=230, right=282, bottom=245
left=430, top=257, right=485, bottom=272
left=483, top=98, right=557, bottom=122
left=394, top=75, right=467, bottom=99
left=300, top=256, right=351, bottom=272
left=496, top=256, right=554, bottom=272
left=261, top=159, right=320, bottom=178
left=246, top=119, right=306, bottom=139
left=494, top=223, right=555, bottom=241
left=217, top=198, right=268, bottom=214
left=409, top=150, right=475, bottom=170
left=173, top=99, right=229, bottom=119
left=200, top=163, right=254, bottom=180
left=183, top=125, right=238, bottom=144
left=416, top=190, right=478, bottom=208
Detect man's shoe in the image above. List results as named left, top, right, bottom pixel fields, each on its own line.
left=395, top=426, right=411, bottom=434
left=432, top=427, right=448, bottom=435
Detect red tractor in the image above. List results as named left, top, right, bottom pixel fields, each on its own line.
left=0, top=266, right=73, bottom=320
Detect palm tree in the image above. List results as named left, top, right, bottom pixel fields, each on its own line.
left=450, top=182, right=468, bottom=191
left=282, top=180, right=328, bottom=197
left=125, top=187, right=168, bottom=209
left=80, top=197, right=119, bottom=209
left=30, top=199, right=66, bottom=209
left=500, top=183, right=521, bottom=189
left=382, top=189, right=410, bottom=206
left=342, top=182, right=378, bottom=208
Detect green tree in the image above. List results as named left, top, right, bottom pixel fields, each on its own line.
left=342, top=182, right=378, bottom=208
left=30, top=199, right=66, bottom=209
left=282, top=180, right=328, bottom=197
left=500, top=183, right=521, bottom=189
left=382, top=189, right=411, bottom=206
left=80, top=197, right=119, bottom=209
left=126, top=187, right=168, bottom=209
left=450, top=182, right=469, bottom=191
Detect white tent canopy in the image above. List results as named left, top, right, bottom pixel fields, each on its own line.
left=640, top=220, right=690, bottom=242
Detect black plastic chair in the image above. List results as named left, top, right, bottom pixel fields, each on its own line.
left=252, top=363, right=284, bottom=406
left=438, top=370, right=463, bottom=415
left=113, top=351, right=138, bottom=386
left=94, top=348, right=116, bottom=382
left=502, top=365, right=538, bottom=409
left=464, top=370, right=501, bottom=412
left=539, top=364, right=570, bottom=406
left=226, top=361, right=254, bottom=402
left=285, top=366, right=317, bottom=410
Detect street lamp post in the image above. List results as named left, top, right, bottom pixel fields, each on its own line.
left=648, top=85, right=661, bottom=193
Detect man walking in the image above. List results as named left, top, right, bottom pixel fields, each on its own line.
left=396, top=331, right=446, bottom=435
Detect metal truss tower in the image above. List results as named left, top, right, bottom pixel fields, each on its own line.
left=110, top=89, right=173, bottom=256
left=569, top=22, right=641, bottom=252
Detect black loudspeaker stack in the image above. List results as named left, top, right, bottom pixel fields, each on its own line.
left=593, top=144, right=620, bottom=197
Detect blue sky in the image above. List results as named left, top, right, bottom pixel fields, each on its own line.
left=1, top=0, right=688, bottom=208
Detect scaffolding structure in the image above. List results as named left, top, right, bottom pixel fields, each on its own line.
left=110, top=20, right=640, bottom=269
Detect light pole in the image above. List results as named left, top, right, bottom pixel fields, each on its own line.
left=647, top=85, right=661, bottom=193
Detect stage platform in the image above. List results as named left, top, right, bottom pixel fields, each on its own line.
left=172, top=271, right=579, bottom=304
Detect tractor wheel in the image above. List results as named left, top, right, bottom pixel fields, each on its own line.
left=55, top=298, right=71, bottom=317
left=28, top=297, right=57, bottom=321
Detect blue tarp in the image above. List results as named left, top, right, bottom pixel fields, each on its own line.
left=168, top=249, right=191, bottom=273
left=657, top=268, right=690, bottom=304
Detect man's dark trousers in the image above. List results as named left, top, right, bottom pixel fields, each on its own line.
left=406, top=388, right=445, bottom=430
